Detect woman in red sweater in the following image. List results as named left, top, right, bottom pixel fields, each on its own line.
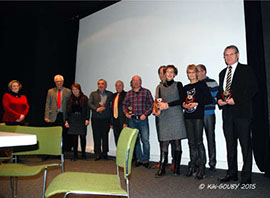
left=2, top=80, right=29, bottom=125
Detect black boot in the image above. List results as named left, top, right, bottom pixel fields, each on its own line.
left=195, top=168, right=205, bottom=180
left=172, top=151, right=182, bottom=176
left=155, top=152, right=168, bottom=178
left=185, top=166, right=196, bottom=177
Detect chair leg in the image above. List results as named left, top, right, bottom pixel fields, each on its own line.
left=42, top=168, right=48, bottom=198
left=15, top=177, right=17, bottom=198
left=10, top=177, right=14, bottom=198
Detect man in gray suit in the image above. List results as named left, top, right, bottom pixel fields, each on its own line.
left=89, top=79, right=113, bottom=160
left=45, top=74, right=71, bottom=151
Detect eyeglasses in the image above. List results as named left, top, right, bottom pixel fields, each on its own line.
left=224, top=52, right=237, bottom=57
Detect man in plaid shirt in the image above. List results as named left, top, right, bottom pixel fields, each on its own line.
left=123, top=75, right=154, bottom=168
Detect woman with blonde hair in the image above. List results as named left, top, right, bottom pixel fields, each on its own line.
left=2, top=80, right=29, bottom=125
left=183, top=64, right=212, bottom=180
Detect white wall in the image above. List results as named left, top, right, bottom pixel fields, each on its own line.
left=75, top=0, right=260, bottom=172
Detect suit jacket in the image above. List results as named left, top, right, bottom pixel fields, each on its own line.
left=89, top=90, right=113, bottom=119
left=217, top=63, right=257, bottom=119
left=44, top=87, right=71, bottom=122
left=112, top=91, right=127, bottom=125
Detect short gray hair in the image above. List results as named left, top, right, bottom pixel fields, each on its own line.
left=54, top=74, right=64, bottom=82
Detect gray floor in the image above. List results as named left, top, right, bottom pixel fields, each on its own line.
left=0, top=153, right=269, bottom=198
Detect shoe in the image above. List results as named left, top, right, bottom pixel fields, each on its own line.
left=134, top=160, right=143, bottom=167
left=209, top=166, right=216, bottom=172
left=152, top=162, right=160, bottom=169
left=195, top=169, right=205, bottom=180
left=170, top=163, right=175, bottom=172
left=185, top=167, right=196, bottom=177
left=95, top=155, right=101, bottom=161
left=102, top=153, right=108, bottom=160
left=143, top=161, right=150, bottom=168
left=71, top=156, right=78, bottom=161
left=218, top=174, right=238, bottom=182
left=172, top=151, right=182, bottom=176
left=155, top=152, right=168, bottom=178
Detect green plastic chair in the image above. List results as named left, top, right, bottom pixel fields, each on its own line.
left=45, top=127, right=139, bottom=198
left=0, top=126, right=64, bottom=198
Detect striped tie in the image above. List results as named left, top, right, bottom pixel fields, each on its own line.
left=225, top=66, right=232, bottom=91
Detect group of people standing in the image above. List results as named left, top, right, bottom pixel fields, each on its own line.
left=1, top=45, right=257, bottom=184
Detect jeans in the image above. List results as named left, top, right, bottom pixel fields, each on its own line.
left=128, top=117, right=150, bottom=162
left=185, top=119, right=206, bottom=170
left=203, top=114, right=217, bottom=167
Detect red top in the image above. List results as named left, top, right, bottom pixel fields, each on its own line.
left=2, top=93, right=29, bottom=123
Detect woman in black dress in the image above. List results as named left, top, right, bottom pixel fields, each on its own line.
left=65, top=83, right=90, bottom=161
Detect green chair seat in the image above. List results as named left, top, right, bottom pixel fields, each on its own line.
left=45, top=127, right=139, bottom=198
left=45, top=172, right=127, bottom=197
left=0, top=163, right=60, bottom=177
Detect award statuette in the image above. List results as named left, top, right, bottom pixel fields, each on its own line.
left=128, top=106, right=133, bottom=116
left=222, top=90, right=231, bottom=102
left=98, top=102, right=105, bottom=107
left=185, top=94, right=194, bottom=104
left=154, top=98, right=164, bottom=112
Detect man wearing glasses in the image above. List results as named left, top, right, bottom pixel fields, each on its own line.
left=217, top=45, right=257, bottom=184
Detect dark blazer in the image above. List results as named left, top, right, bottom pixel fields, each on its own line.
left=112, top=91, right=127, bottom=125
left=217, top=63, right=257, bottom=119
left=88, top=90, right=113, bottom=119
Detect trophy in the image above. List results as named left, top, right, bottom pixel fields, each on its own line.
left=154, top=98, right=164, bottom=112
left=128, top=106, right=133, bottom=116
left=185, top=94, right=194, bottom=104
left=98, top=102, right=105, bottom=107
left=222, top=90, right=231, bottom=102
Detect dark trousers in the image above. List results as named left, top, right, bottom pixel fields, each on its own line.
left=223, top=115, right=252, bottom=180
left=72, top=135, right=86, bottom=157
left=203, top=114, right=217, bottom=167
left=91, top=117, right=110, bottom=156
left=50, top=112, right=73, bottom=152
left=185, top=119, right=206, bottom=170
left=112, top=118, right=123, bottom=146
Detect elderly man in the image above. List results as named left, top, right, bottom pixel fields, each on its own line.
left=197, top=64, right=218, bottom=172
left=112, top=80, right=127, bottom=146
left=123, top=75, right=154, bottom=168
left=45, top=74, right=71, bottom=151
left=89, top=79, right=113, bottom=161
left=217, top=45, right=257, bottom=184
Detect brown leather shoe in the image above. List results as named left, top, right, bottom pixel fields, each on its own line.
left=170, top=163, right=175, bottom=171
left=152, top=162, right=160, bottom=169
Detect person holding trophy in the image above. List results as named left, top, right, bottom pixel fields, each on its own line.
left=153, top=65, right=187, bottom=177
left=183, top=64, right=212, bottom=180
left=217, top=45, right=257, bottom=184
left=89, top=79, right=113, bottom=161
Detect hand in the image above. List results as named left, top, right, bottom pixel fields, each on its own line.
left=159, top=102, right=169, bottom=110
left=182, top=102, right=191, bottom=109
left=44, top=118, right=50, bottom=123
left=96, top=107, right=105, bottom=112
left=123, top=124, right=128, bottom=128
left=189, top=102, right=198, bottom=109
left=227, top=98, right=235, bottom=105
left=218, top=99, right=227, bottom=106
left=85, top=120, right=89, bottom=126
left=65, top=121, right=69, bottom=128
left=140, top=114, right=146, bottom=120
left=126, top=113, right=132, bottom=119
left=16, top=114, right=25, bottom=122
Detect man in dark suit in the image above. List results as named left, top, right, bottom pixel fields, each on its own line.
left=89, top=79, right=113, bottom=160
left=112, top=80, right=127, bottom=146
left=44, top=74, right=71, bottom=151
left=217, top=45, right=257, bottom=184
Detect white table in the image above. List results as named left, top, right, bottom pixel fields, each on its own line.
left=0, top=132, right=37, bottom=148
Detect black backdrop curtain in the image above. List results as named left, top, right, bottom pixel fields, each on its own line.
left=0, top=2, right=78, bottom=126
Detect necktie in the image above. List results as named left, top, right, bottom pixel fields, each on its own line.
left=57, top=89, right=61, bottom=109
left=225, top=66, right=232, bottom=92
left=113, top=93, right=119, bottom=119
